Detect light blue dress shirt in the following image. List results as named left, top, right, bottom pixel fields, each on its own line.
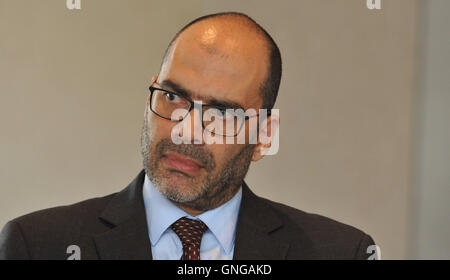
left=142, top=174, right=242, bottom=260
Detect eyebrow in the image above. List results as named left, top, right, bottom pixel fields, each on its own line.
left=159, top=79, right=245, bottom=110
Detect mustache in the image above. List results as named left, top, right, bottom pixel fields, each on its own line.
left=155, top=138, right=216, bottom=172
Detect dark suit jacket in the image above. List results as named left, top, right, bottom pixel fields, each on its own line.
left=0, top=169, right=376, bottom=260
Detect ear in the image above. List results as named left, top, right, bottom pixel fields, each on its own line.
left=251, top=112, right=280, bottom=162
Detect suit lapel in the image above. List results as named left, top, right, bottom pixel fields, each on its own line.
left=93, top=171, right=299, bottom=260
left=233, top=181, right=290, bottom=260
left=94, top=170, right=152, bottom=260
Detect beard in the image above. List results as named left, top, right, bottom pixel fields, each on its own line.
left=141, top=112, right=255, bottom=212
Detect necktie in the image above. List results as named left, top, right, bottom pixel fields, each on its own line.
left=170, top=217, right=208, bottom=260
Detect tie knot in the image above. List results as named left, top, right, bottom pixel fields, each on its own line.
left=170, top=217, right=208, bottom=247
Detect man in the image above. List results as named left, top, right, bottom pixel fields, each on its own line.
left=0, top=12, right=376, bottom=260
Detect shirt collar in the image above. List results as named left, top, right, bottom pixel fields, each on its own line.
left=143, top=174, right=242, bottom=255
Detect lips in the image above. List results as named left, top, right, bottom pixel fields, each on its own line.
left=162, top=152, right=204, bottom=174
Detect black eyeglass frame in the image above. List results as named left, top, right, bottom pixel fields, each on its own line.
left=148, top=86, right=271, bottom=137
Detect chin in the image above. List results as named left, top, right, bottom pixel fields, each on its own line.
left=160, top=174, right=203, bottom=196
left=160, top=185, right=203, bottom=204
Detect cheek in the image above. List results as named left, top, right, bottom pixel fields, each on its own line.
left=209, top=144, right=239, bottom=167
left=234, top=121, right=256, bottom=145
left=148, top=114, right=174, bottom=140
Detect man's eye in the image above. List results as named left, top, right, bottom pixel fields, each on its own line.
left=165, top=93, right=178, bottom=102
left=218, top=109, right=235, bottom=119
left=217, top=108, right=226, bottom=115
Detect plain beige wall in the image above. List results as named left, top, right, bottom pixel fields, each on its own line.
left=412, top=0, right=450, bottom=259
left=1, top=0, right=419, bottom=259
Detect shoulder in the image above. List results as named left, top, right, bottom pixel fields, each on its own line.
left=258, top=196, right=376, bottom=259
left=0, top=193, right=116, bottom=259
left=10, top=193, right=116, bottom=230
left=263, top=197, right=365, bottom=236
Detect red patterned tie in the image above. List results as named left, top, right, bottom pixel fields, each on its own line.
left=170, top=217, right=208, bottom=260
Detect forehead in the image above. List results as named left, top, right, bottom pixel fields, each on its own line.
left=159, top=23, right=268, bottom=110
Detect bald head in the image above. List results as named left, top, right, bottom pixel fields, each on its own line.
left=160, top=12, right=282, bottom=109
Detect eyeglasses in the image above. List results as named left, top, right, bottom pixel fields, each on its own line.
left=148, top=85, right=271, bottom=137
